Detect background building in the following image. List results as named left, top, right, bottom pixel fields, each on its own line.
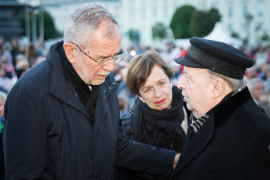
left=17, top=0, right=270, bottom=47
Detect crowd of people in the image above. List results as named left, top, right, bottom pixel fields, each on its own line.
left=0, top=3, right=270, bottom=179
left=1, top=34, right=270, bottom=118
left=1, top=35, right=270, bottom=118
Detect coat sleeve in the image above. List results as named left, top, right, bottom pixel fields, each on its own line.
left=116, top=118, right=177, bottom=177
left=236, top=129, right=270, bottom=180
left=3, top=87, right=47, bottom=180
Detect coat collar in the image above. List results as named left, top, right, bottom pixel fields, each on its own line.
left=47, top=41, right=118, bottom=127
left=170, top=87, right=251, bottom=179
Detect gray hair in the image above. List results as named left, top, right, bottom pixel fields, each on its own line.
left=64, top=2, right=118, bottom=46
left=0, top=91, right=7, bottom=102
left=249, top=78, right=263, bottom=90
left=207, top=70, right=247, bottom=92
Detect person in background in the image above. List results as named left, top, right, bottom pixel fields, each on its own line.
left=0, top=91, right=7, bottom=180
left=117, top=67, right=136, bottom=109
left=25, top=43, right=37, bottom=67
left=118, top=96, right=128, bottom=115
left=250, top=78, right=270, bottom=116
left=116, top=50, right=188, bottom=180
left=245, top=66, right=258, bottom=89
left=10, top=38, right=19, bottom=67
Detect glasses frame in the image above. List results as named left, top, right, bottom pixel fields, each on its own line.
left=141, top=80, right=169, bottom=96
left=71, top=43, right=124, bottom=65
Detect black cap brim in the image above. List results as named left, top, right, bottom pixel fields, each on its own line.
left=174, top=56, right=205, bottom=69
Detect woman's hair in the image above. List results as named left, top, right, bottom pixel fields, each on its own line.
left=0, top=91, right=7, bottom=102
left=64, top=2, right=118, bottom=47
left=127, top=50, right=174, bottom=96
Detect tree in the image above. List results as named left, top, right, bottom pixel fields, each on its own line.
left=261, top=31, right=270, bottom=42
left=231, top=31, right=240, bottom=39
left=189, top=8, right=221, bottom=37
left=152, top=22, right=167, bottom=41
left=169, top=5, right=196, bottom=39
left=36, top=10, right=62, bottom=40
left=127, top=29, right=140, bottom=44
left=20, top=9, right=62, bottom=40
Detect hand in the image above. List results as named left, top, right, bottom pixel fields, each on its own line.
left=173, top=153, right=180, bottom=169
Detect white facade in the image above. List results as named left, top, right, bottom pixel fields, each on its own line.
left=42, top=1, right=122, bottom=34
left=120, top=0, right=270, bottom=47
left=19, top=0, right=270, bottom=47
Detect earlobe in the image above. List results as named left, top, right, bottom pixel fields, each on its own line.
left=63, top=43, right=75, bottom=64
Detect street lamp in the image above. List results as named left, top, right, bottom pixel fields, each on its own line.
left=245, top=13, right=253, bottom=44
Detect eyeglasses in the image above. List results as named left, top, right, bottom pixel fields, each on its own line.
left=141, top=80, right=170, bottom=96
left=72, top=43, right=125, bottom=66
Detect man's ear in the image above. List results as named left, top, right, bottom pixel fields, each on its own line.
left=212, top=78, right=225, bottom=99
left=63, top=43, right=75, bottom=64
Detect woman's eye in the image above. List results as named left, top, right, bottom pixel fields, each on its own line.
left=160, top=82, right=165, bottom=85
left=144, top=89, right=150, bottom=93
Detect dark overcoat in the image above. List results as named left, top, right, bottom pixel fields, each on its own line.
left=170, top=88, right=270, bottom=180
left=3, top=41, right=177, bottom=180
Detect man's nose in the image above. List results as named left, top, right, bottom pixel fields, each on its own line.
left=177, top=75, right=185, bottom=89
left=103, top=59, right=115, bottom=72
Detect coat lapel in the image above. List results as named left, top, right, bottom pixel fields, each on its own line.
left=94, top=73, right=117, bottom=134
left=170, top=113, right=215, bottom=179
left=48, top=47, right=93, bottom=125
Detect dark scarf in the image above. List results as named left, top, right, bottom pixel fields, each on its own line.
left=59, top=44, right=99, bottom=122
left=134, top=86, right=187, bottom=152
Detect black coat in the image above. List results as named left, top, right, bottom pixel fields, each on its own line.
left=116, top=90, right=187, bottom=180
left=3, top=41, right=177, bottom=180
left=170, top=88, right=270, bottom=180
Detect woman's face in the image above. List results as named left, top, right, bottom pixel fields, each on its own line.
left=138, top=65, right=173, bottom=110
left=0, top=98, right=5, bottom=117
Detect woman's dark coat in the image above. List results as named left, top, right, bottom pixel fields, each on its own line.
left=3, top=41, right=177, bottom=180
left=116, top=89, right=187, bottom=180
left=170, top=87, right=270, bottom=180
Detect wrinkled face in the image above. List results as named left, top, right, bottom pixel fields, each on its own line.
left=251, top=82, right=264, bottom=100
left=177, top=67, right=213, bottom=118
left=0, top=98, right=4, bottom=117
left=73, top=22, right=121, bottom=85
left=138, top=65, right=173, bottom=110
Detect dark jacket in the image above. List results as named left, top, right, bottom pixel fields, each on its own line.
left=3, top=41, right=177, bottom=180
left=116, top=88, right=187, bottom=180
left=170, top=87, right=270, bottom=180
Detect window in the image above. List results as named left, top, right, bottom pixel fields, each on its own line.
left=256, top=23, right=263, bottom=31
left=228, top=5, right=233, bottom=18
left=243, top=23, right=248, bottom=31
left=130, top=8, right=135, bottom=22
left=243, top=4, right=248, bottom=18
left=164, top=6, right=167, bottom=21
left=153, top=7, right=156, bottom=22
left=141, top=8, right=145, bottom=22
left=228, top=24, right=232, bottom=32
left=257, top=1, right=264, bottom=17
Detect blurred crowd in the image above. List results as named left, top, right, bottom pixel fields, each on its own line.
left=0, top=36, right=47, bottom=94
left=114, top=41, right=270, bottom=117
left=1, top=36, right=270, bottom=117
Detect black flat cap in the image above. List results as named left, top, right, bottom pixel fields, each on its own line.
left=175, top=37, right=254, bottom=79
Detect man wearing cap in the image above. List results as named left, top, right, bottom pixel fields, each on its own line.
left=171, top=37, right=270, bottom=179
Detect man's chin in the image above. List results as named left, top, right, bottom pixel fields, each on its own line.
left=90, top=79, right=105, bottom=86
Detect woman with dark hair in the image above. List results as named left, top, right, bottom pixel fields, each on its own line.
left=115, top=50, right=188, bottom=180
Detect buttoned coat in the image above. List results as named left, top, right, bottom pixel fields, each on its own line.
left=170, top=88, right=270, bottom=180
left=3, top=41, right=176, bottom=180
